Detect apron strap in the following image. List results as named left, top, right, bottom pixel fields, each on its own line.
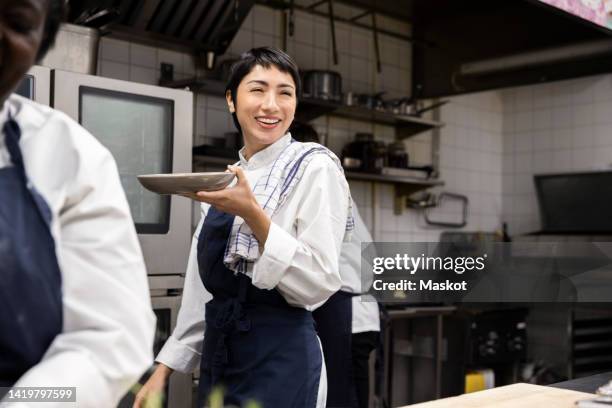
left=3, top=119, right=25, bottom=172
left=3, top=117, right=53, bottom=227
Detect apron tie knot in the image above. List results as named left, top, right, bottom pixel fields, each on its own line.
left=209, top=297, right=251, bottom=383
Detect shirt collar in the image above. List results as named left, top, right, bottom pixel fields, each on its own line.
left=238, top=132, right=293, bottom=170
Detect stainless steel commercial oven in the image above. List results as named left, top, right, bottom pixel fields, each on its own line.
left=51, top=70, right=193, bottom=276
left=118, top=276, right=193, bottom=407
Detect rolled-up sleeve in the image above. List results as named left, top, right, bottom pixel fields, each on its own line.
left=12, top=141, right=155, bottom=407
left=251, top=156, right=349, bottom=310
left=156, top=204, right=211, bottom=373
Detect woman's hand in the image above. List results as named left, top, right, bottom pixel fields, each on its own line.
left=132, top=364, right=173, bottom=408
left=192, top=166, right=271, bottom=245
left=193, top=166, right=259, bottom=220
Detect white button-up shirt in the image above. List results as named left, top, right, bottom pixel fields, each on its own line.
left=344, top=206, right=380, bottom=333
left=157, top=133, right=349, bottom=373
left=0, top=95, right=156, bottom=407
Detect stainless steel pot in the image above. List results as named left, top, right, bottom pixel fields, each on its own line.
left=388, top=97, right=414, bottom=115
left=355, top=92, right=385, bottom=110
left=302, top=70, right=342, bottom=103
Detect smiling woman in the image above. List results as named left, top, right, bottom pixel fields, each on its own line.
left=224, top=48, right=301, bottom=159
left=135, top=47, right=355, bottom=408
left=231, top=66, right=296, bottom=151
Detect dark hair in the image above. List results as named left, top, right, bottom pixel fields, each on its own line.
left=37, top=0, right=66, bottom=62
left=225, top=47, right=301, bottom=134
left=289, top=121, right=320, bottom=143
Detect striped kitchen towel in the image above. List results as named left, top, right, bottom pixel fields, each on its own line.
left=224, top=137, right=354, bottom=276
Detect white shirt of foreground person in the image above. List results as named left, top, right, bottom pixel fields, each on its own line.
left=157, top=134, right=349, bottom=404
left=342, top=206, right=380, bottom=333
left=0, top=95, right=156, bottom=407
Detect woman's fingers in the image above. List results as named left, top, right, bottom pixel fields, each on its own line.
left=196, top=190, right=225, bottom=202
left=132, top=365, right=170, bottom=408
left=228, top=165, right=249, bottom=186
left=233, top=166, right=246, bottom=182
left=132, top=387, right=146, bottom=408
left=188, top=165, right=255, bottom=216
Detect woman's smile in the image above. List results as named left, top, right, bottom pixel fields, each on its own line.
left=255, top=115, right=282, bottom=129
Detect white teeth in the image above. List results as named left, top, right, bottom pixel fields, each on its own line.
left=257, top=118, right=280, bottom=124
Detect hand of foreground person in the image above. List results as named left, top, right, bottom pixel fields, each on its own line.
left=132, top=364, right=173, bottom=408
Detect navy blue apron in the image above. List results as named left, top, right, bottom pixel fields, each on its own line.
left=196, top=206, right=322, bottom=408
left=313, top=291, right=354, bottom=408
left=0, top=118, right=63, bottom=393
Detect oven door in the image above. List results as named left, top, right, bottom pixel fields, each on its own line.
left=118, top=293, right=193, bottom=408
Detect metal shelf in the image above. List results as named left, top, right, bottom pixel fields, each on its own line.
left=193, top=155, right=444, bottom=192
left=346, top=171, right=444, bottom=215
left=345, top=171, right=443, bottom=187
left=297, top=98, right=445, bottom=138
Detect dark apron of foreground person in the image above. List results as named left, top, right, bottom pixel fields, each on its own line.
left=313, top=290, right=354, bottom=408
left=0, top=118, right=63, bottom=395
left=196, top=206, right=322, bottom=408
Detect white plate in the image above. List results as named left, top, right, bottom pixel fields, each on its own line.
left=137, top=172, right=236, bottom=195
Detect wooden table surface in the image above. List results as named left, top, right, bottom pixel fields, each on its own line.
left=400, top=383, right=596, bottom=408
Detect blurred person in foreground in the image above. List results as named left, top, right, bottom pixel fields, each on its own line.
left=0, top=1, right=155, bottom=406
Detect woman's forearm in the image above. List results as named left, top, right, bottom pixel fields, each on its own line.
left=243, top=203, right=271, bottom=247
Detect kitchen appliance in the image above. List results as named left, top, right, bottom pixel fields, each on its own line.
left=68, top=0, right=254, bottom=59
left=341, top=133, right=386, bottom=173
left=388, top=97, right=411, bottom=115
left=386, top=141, right=409, bottom=168
left=464, top=308, right=528, bottom=365
left=15, top=66, right=51, bottom=105
left=118, top=276, right=192, bottom=408
left=302, top=70, right=342, bottom=103
left=52, top=70, right=193, bottom=276
left=354, top=92, right=386, bottom=110
left=387, top=98, right=450, bottom=117
left=534, top=171, right=612, bottom=234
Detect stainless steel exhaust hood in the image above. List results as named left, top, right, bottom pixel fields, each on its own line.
left=407, top=0, right=612, bottom=98
left=326, top=0, right=612, bottom=98
left=67, top=0, right=255, bottom=57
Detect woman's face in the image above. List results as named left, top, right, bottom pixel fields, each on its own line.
left=0, top=0, right=47, bottom=105
left=228, top=64, right=297, bottom=152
